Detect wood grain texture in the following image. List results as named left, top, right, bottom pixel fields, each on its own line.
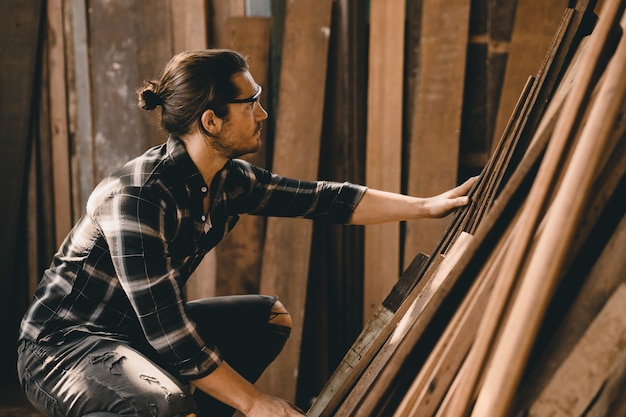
left=404, top=0, right=470, bottom=263
left=363, top=0, right=406, bottom=321
left=257, top=0, right=333, bottom=402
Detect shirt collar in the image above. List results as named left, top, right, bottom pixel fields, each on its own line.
left=166, top=135, right=209, bottom=199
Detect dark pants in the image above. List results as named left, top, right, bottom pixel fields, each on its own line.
left=17, top=295, right=290, bottom=417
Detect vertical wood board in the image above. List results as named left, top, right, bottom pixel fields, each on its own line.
left=363, top=0, right=406, bottom=321
left=168, top=0, right=218, bottom=301
left=216, top=16, right=271, bottom=296
left=47, top=0, right=74, bottom=244
left=404, top=0, right=470, bottom=262
left=492, top=0, right=566, bottom=149
left=257, top=0, right=333, bottom=402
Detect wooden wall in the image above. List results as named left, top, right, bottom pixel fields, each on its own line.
left=1, top=0, right=596, bottom=411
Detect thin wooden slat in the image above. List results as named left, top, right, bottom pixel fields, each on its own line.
left=529, top=284, right=626, bottom=417
left=47, top=0, right=74, bottom=245
left=403, top=0, right=470, bottom=263
left=256, top=0, right=333, bottom=402
left=363, top=0, right=406, bottom=321
left=470, top=3, right=626, bottom=415
left=65, top=0, right=94, bottom=216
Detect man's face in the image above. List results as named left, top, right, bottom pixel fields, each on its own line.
left=216, top=71, right=268, bottom=159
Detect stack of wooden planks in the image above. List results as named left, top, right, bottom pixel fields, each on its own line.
left=308, top=0, right=626, bottom=415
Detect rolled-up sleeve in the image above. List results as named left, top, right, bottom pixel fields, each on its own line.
left=225, top=160, right=367, bottom=224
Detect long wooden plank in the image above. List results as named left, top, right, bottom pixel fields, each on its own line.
left=470, top=3, right=626, bottom=415
left=363, top=0, right=406, bottom=321
left=167, top=0, right=219, bottom=302
left=256, top=0, right=333, bottom=402
left=403, top=0, right=470, bottom=262
left=215, top=16, right=271, bottom=296
left=63, top=0, right=94, bottom=216
left=492, top=0, right=566, bottom=149
left=47, top=0, right=74, bottom=245
left=511, top=71, right=626, bottom=415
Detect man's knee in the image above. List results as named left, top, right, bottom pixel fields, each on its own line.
left=268, top=300, right=292, bottom=330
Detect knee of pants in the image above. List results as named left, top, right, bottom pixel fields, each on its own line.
left=268, top=300, right=292, bottom=332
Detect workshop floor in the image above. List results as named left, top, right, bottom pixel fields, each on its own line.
left=0, top=385, right=43, bottom=417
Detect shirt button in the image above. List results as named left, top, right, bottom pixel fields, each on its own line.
left=201, top=215, right=207, bottom=222
left=201, top=186, right=208, bottom=193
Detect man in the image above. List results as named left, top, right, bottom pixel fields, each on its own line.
left=17, top=49, right=476, bottom=417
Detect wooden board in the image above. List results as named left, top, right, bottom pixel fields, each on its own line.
left=47, top=0, right=74, bottom=245
left=363, top=0, right=406, bottom=321
left=215, top=16, right=271, bottom=296
left=168, top=0, right=218, bottom=302
left=404, top=0, right=470, bottom=263
left=492, top=0, right=566, bottom=149
left=256, top=0, right=333, bottom=402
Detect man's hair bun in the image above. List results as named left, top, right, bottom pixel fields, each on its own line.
left=137, top=81, right=163, bottom=110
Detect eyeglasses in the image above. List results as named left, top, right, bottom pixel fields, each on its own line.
left=228, top=85, right=262, bottom=104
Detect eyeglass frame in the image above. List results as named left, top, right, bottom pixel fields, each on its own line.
left=228, top=85, right=262, bottom=104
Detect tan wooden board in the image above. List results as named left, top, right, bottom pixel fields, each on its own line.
left=215, top=16, right=271, bottom=296
left=363, top=0, right=406, bottom=321
left=256, top=0, right=333, bottom=402
left=47, top=0, right=74, bottom=245
left=492, top=0, right=565, bottom=149
left=404, top=0, right=470, bottom=263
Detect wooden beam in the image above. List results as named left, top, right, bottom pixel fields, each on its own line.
left=215, top=16, right=271, bottom=296
left=363, top=0, right=406, bottom=321
left=256, top=0, right=333, bottom=402
left=168, top=0, right=218, bottom=302
left=47, top=0, right=73, bottom=244
left=492, top=0, right=568, bottom=149
left=403, top=0, right=470, bottom=262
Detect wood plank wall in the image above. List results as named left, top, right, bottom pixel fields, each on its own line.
left=5, top=1, right=617, bottom=413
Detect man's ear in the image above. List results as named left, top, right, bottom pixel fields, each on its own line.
left=200, top=109, right=223, bottom=135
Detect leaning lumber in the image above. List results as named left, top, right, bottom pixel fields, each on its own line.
left=470, top=3, right=626, bottom=415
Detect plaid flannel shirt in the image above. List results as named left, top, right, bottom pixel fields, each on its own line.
left=19, top=135, right=367, bottom=380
